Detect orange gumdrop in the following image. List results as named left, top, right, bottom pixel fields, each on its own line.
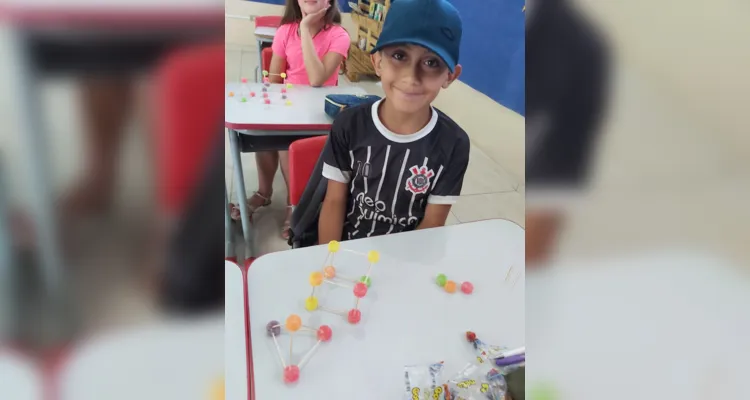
left=323, top=266, right=336, bottom=279
left=285, top=314, right=302, bottom=332
left=444, top=280, right=457, bottom=293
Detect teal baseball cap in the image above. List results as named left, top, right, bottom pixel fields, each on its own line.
left=370, top=0, right=463, bottom=72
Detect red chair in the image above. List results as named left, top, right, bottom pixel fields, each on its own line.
left=261, top=46, right=287, bottom=76
left=255, top=15, right=282, bottom=29
left=154, top=42, right=225, bottom=218
left=288, top=135, right=328, bottom=207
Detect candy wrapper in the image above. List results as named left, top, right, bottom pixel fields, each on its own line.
left=446, top=363, right=507, bottom=400
left=466, top=331, right=507, bottom=365
left=404, top=362, right=448, bottom=400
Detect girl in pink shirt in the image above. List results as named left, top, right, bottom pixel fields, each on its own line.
left=249, top=0, right=350, bottom=239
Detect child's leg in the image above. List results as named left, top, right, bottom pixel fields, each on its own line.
left=278, top=150, right=293, bottom=239
left=252, top=150, right=279, bottom=205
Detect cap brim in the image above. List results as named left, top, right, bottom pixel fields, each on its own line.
left=370, top=38, right=457, bottom=73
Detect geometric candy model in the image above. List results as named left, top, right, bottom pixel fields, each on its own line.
left=304, top=240, right=379, bottom=324
left=266, top=315, right=333, bottom=384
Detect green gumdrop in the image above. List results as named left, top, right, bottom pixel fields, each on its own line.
left=240, top=97, right=247, bottom=102
left=436, top=274, right=447, bottom=287
left=359, top=276, right=371, bottom=288
left=529, top=383, right=558, bottom=400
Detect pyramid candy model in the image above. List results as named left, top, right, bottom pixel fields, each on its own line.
left=304, top=240, right=379, bottom=324
left=265, top=315, right=333, bottom=384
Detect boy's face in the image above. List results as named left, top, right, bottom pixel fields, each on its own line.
left=372, top=44, right=461, bottom=114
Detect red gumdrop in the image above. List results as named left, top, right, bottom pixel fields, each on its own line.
left=249, top=91, right=256, bottom=97
left=466, top=331, right=477, bottom=342
left=263, top=93, right=269, bottom=98
left=317, top=325, right=332, bottom=342
left=283, top=365, right=300, bottom=383
left=461, top=281, right=474, bottom=294
left=347, top=309, right=361, bottom=324
left=264, top=99, right=271, bottom=104
left=241, top=77, right=247, bottom=83
left=281, top=88, right=287, bottom=93
left=353, top=282, right=368, bottom=298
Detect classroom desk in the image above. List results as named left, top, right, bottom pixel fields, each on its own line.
left=224, top=83, right=367, bottom=260
left=0, top=351, right=43, bottom=400
left=226, top=260, right=251, bottom=400
left=57, top=314, right=224, bottom=400
left=2, top=0, right=223, bottom=343
left=246, top=219, right=525, bottom=399
left=526, top=252, right=750, bottom=399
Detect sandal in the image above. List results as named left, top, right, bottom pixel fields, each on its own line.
left=230, top=191, right=272, bottom=221
left=281, top=205, right=293, bottom=240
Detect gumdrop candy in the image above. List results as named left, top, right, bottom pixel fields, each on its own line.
left=285, top=314, right=301, bottom=332
left=436, top=274, right=447, bottom=287
left=266, top=320, right=280, bottom=337
left=317, top=325, right=332, bottom=342
left=305, top=296, right=318, bottom=311
left=367, top=250, right=380, bottom=263
left=359, top=275, right=371, bottom=287
left=461, top=281, right=474, bottom=294
left=347, top=309, right=361, bottom=324
left=353, top=282, right=368, bottom=298
left=283, top=365, right=300, bottom=383
left=324, top=266, right=336, bottom=279
left=444, top=280, right=457, bottom=293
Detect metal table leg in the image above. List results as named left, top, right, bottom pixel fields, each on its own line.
left=224, top=182, right=235, bottom=259
left=0, top=158, right=15, bottom=340
left=227, top=128, right=254, bottom=260
left=256, top=39, right=263, bottom=82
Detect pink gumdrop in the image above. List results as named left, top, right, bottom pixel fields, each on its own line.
left=241, top=77, right=247, bottom=83
left=263, top=93, right=268, bottom=98
left=283, top=365, right=300, bottom=383
left=249, top=91, right=256, bottom=97
left=353, top=282, right=368, bottom=298
left=264, top=99, right=271, bottom=104
left=461, top=281, right=474, bottom=294
left=317, top=325, right=332, bottom=342
left=281, top=88, right=287, bottom=93
left=347, top=309, right=361, bottom=324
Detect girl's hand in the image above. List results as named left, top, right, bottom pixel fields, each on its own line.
left=300, top=4, right=330, bottom=31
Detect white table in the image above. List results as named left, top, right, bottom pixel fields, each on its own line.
left=246, top=219, right=525, bottom=399
left=225, top=83, right=367, bottom=260
left=526, top=252, right=750, bottom=399
left=58, top=315, right=224, bottom=400
left=0, top=351, right=43, bottom=400
left=226, top=260, right=250, bottom=400
left=2, top=0, right=223, bottom=345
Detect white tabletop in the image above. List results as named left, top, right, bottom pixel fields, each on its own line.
left=526, top=252, right=750, bottom=399
left=225, top=83, right=367, bottom=131
left=59, top=315, right=224, bottom=400
left=0, top=351, right=43, bottom=400
left=254, top=26, right=277, bottom=39
left=226, top=261, right=250, bottom=400
left=247, top=219, right=525, bottom=399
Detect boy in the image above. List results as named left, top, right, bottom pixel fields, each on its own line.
left=318, top=0, right=469, bottom=243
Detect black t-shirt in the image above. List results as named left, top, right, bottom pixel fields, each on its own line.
left=321, top=99, right=470, bottom=240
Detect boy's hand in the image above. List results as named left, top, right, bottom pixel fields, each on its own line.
left=300, top=5, right=330, bottom=31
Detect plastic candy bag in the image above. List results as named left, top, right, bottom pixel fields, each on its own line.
left=404, top=362, right=448, bottom=400
left=446, top=363, right=507, bottom=400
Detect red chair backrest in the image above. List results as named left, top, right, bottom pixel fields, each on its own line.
left=261, top=46, right=287, bottom=75
left=255, top=15, right=282, bottom=28
left=154, top=43, right=224, bottom=217
left=288, top=135, right=328, bottom=206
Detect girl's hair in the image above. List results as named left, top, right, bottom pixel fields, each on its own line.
left=281, top=0, right=342, bottom=27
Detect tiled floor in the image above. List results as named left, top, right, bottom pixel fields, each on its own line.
left=224, top=43, right=525, bottom=257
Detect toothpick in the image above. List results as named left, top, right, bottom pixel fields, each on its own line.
left=319, top=306, right=347, bottom=316
left=289, top=333, right=293, bottom=364
left=271, top=333, right=286, bottom=368
left=505, top=266, right=514, bottom=282
left=323, top=279, right=351, bottom=289
left=298, top=340, right=322, bottom=370
left=336, top=275, right=358, bottom=283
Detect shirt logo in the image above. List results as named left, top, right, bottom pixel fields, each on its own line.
left=405, top=165, right=434, bottom=195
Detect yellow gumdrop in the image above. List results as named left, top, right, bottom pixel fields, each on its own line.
left=305, top=296, right=318, bottom=311
left=309, top=271, right=323, bottom=287
left=328, top=240, right=340, bottom=253
left=280, top=72, right=287, bottom=79
left=285, top=100, right=292, bottom=106
left=367, top=250, right=380, bottom=263
left=210, top=376, right=225, bottom=400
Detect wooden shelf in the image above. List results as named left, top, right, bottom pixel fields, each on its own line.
left=346, top=0, right=390, bottom=81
